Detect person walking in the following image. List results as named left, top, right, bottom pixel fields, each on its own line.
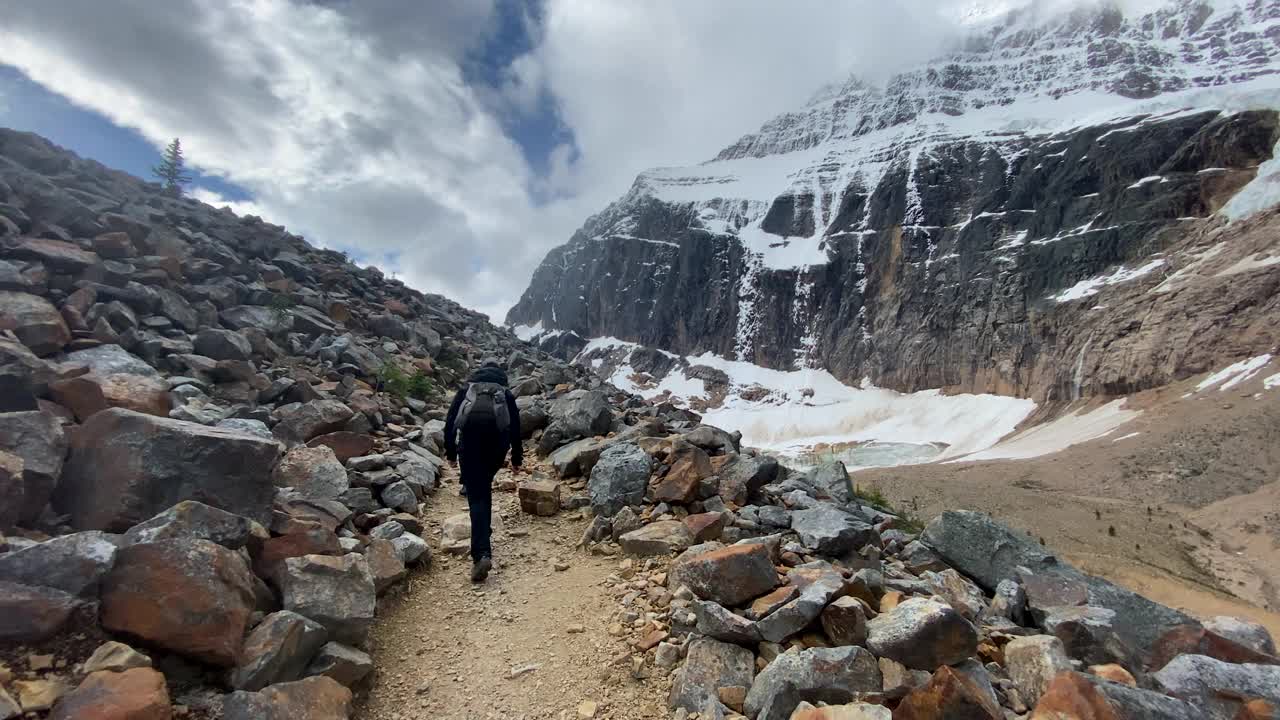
left=443, top=358, right=524, bottom=582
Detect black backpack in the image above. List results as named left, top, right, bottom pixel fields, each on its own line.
left=456, top=382, right=510, bottom=436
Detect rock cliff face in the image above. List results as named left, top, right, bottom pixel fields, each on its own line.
left=508, top=0, right=1280, bottom=402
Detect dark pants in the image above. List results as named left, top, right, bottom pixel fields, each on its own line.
left=459, top=425, right=505, bottom=562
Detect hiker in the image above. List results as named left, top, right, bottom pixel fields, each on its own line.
left=443, top=358, right=524, bottom=582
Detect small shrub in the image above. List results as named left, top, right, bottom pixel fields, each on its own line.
left=1108, top=525, right=1117, bottom=537
left=379, top=363, right=434, bottom=401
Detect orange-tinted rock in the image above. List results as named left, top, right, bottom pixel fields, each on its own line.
left=0, top=290, right=70, bottom=356
left=668, top=543, right=780, bottom=607
left=223, top=676, right=352, bottom=720
left=1031, top=670, right=1199, bottom=720
left=651, top=442, right=713, bottom=504
left=1236, top=699, right=1278, bottom=720
left=91, top=232, right=137, bottom=259
left=101, top=540, right=256, bottom=667
left=749, top=585, right=799, bottom=620
left=383, top=298, right=412, bottom=317
left=307, top=431, right=374, bottom=463
left=51, top=374, right=170, bottom=421
left=50, top=668, right=170, bottom=720
left=895, top=665, right=1002, bottom=720
left=328, top=302, right=352, bottom=324
left=1088, top=664, right=1136, bottom=687
left=880, top=590, right=904, bottom=612
left=252, top=523, right=342, bottom=583
left=1150, top=624, right=1279, bottom=671
left=683, top=511, right=727, bottom=542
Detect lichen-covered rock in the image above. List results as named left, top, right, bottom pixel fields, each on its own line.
left=279, top=554, right=376, bottom=645
left=866, top=597, right=978, bottom=671
left=223, top=676, right=352, bottom=720
left=1033, top=670, right=1200, bottom=719
left=744, top=646, right=881, bottom=720
left=0, top=531, right=118, bottom=597
left=272, top=399, right=355, bottom=446
left=791, top=503, right=880, bottom=557
left=755, top=561, right=847, bottom=644
left=1152, top=654, right=1280, bottom=720
left=0, top=409, right=67, bottom=525
left=1005, top=635, right=1073, bottom=706
left=272, top=445, right=349, bottom=501
left=668, top=543, right=779, bottom=607
left=58, top=408, right=281, bottom=531
left=101, top=539, right=256, bottom=667
left=588, top=442, right=652, bottom=517
left=231, top=611, right=328, bottom=692
left=669, top=636, right=755, bottom=715
left=894, top=665, right=1002, bottom=720
left=123, top=501, right=264, bottom=551
left=1202, top=616, right=1277, bottom=656
left=694, top=600, right=761, bottom=645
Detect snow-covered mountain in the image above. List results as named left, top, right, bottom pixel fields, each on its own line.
left=509, top=0, right=1280, bottom=453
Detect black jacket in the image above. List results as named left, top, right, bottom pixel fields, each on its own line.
left=442, top=366, right=523, bottom=467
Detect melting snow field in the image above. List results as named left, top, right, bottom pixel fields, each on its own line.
left=950, top=400, right=1140, bottom=462
left=1191, top=354, right=1274, bottom=394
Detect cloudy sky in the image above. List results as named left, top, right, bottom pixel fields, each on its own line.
left=0, top=0, right=992, bottom=321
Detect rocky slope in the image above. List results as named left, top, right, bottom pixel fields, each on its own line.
left=508, top=0, right=1280, bottom=403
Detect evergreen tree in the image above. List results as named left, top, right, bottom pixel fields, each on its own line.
left=152, top=138, right=192, bottom=196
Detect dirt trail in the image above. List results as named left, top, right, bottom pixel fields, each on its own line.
left=355, top=462, right=667, bottom=720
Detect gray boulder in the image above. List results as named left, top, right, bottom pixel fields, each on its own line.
left=694, top=600, right=761, bottom=645
left=124, top=499, right=262, bottom=548
left=280, top=554, right=376, bottom=645
left=194, top=328, right=252, bottom=361
left=231, top=610, right=328, bottom=691
left=1005, top=635, right=1072, bottom=706
left=805, top=461, right=854, bottom=503
left=618, top=520, right=693, bottom=557
left=57, top=408, right=281, bottom=530
left=273, top=399, right=355, bottom=446
left=756, top=561, right=846, bottom=643
left=791, top=503, right=880, bottom=557
left=716, top=454, right=779, bottom=506
left=0, top=409, right=67, bottom=525
left=744, top=646, right=881, bottom=720
left=669, top=636, right=755, bottom=715
left=0, top=531, right=118, bottom=597
left=923, top=510, right=1195, bottom=656
left=548, top=389, right=612, bottom=439
left=0, top=580, right=83, bottom=642
left=588, top=442, right=652, bottom=517
left=65, top=344, right=159, bottom=376
left=1152, top=654, right=1280, bottom=720
left=273, top=445, right=349, bottom=500
left=866, top=597, right=978, bottom=671
left=1202, top=615, right=1276, bottom=656
left=380, top=481, right=418, bottom=513
left=306, top=642, right=374, bottom=687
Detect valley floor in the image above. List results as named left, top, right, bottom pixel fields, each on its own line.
left=355, top=463, right=667, bottom=720
left=855, top=374, right=1280, bottom=639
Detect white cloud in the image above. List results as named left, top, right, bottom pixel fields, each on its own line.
left=0, top=0, right=1022, bottom=321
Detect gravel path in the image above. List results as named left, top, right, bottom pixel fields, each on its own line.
left=355, top=462, right=669, bottom=720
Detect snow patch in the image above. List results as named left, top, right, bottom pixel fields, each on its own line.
left=952, top=400, right=1140, bottom=462
left=511, top=322, right=544, bottom=342
left=1194, top=354, right=1274, bottom=392
left=1048, top=259, right=1166, bottom=302
left=1264, top=373, right=1280, bottom=391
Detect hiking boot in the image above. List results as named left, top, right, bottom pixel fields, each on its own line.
left=471, top=557, right=492, bottom=583
left=459, top=484, right=468, bottom=497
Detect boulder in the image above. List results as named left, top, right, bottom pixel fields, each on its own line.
left=58, top=408, right=281, bottom=531
left=50, top=668, right=170, bottom=720
left=365, top=539, right=407, bottom=594
left=790, top=703, right=891, bottom=720
left=680, top=425, right=740, bottom=455
left=51, top=372, right=171, bottom=420
left=0, top=580, right=82, bottom=642
left=123, top=501, right=263, bottom=551
left=253, top=524, right=342, bottom=583
left=550, top=437, right=605, bottom=478
left=683, top=511, right=728, bottom=542
left=193, top=328, right=252, bottom=361
left=694, top=600, right=761, bottom=645
left=223, top=676, right=352, bottom=720
left=667, top=543, right=779, bottom=607
left=1006, top=635, right=1073, bottom=706
left=866, top=597, right=978, bottom=671
left=306, top=642, right=374, bottom=687
left=791, top=503, right=880, bottom=557
left=805, top=461, right=854, bottom=504
left=0, top=409, right=67, bottom=525
left=0, top=450, right=22, bottom=530
left=518, top=478, right=560, bottom=516
left=307, top=431, right=375, bottom=464
left=924, top=569, right=988, bottom=622
left=717, top=454, right=780, bottom=506
left=923, top=510, right=1194, bottom=657
left=101, top=539, right=256, bottom=667
left=10, top=237, right=99, bottom=271
left=272, top=399, right=355, bottom=446
left=380, top=481, right=418, bottom=513
left=272, top=445, right=349, bottom=500
left=822, top=596, right=869, bottom=647
left=1203, top=616, right=1277, bottom=656
left=1033, top=670, right=1199, bottom=719
left=744, top=646, right=881, bottom=720
left=1039, top=605, right=1132, bottom=667
left=64, top=344, right=158, bottom=377
left=669, top=636, right=755, bottom=714
left=756, top=562, right=847, bottom=644
left=1152, top=654, right=1280, bottom=720
left=279, top=553, right=376, bottom=645
left=82, top=641, right=152, bottom=673
left=588, top=442, right=652, bottom=517
left=894, top=665, right=1002, bottom=720
left=652, top=441, right=713, bottom=505
left=231, top=611, right=329, bottom=692
left=0, top=290, right=69, bottom=355
left=390, top=531, right=429, bottom=565
left=548, top=389, right=612, bottom=439
left=618, top=520, right=693, bottom=557
left=1150, top=624, right=1278, bottom=671
left=0, top=530, right=118, bottom=597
